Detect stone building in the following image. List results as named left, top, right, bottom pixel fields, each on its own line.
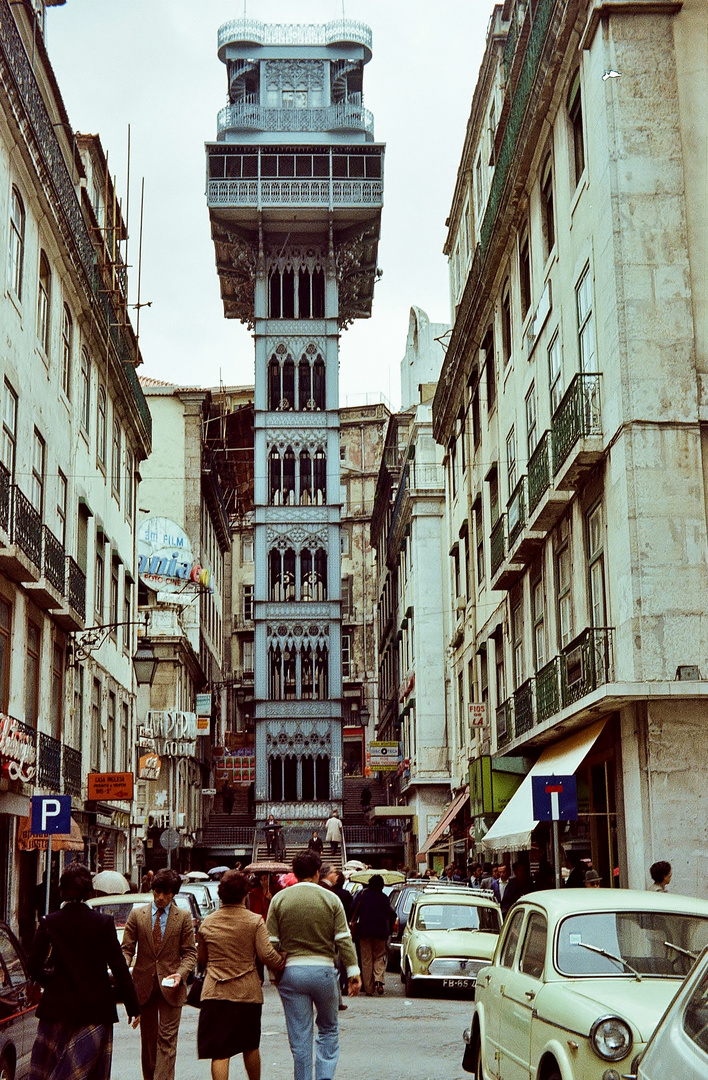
left=433, top=0, right=708, bottom=893
left=205, top=17, right=384, bottom=838
left=0, top=1, right=151, bottom=940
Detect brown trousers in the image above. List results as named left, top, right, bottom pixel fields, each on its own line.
left=140, top=979, right=183, bottom=1080
left=359, top=937, right=387, bottom=994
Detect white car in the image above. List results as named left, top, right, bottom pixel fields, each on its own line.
left=179, top=882, right=217, bottom=919
left=632, top=945, right=708, bottom=1079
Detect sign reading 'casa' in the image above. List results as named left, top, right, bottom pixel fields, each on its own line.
left=87, top=772, right=135, bottom=801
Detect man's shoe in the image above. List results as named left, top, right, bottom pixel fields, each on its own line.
left=376, top=981, right=384, bottom=995
left=338, top=1003, right=348, bottom=1010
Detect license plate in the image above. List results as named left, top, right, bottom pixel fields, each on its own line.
left=442, top=978, right=473, bottom=988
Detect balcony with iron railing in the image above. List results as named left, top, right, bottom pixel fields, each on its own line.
left=490, top=515, right=506, bottom=579
left=62, top=744, right=82, bottom=798
left=535, top=656, right=562, bottom=723
left=561, top=627, right=614, bottom=708
left=12, top=487, right=42, bottom=572
left=37, top=731, right=62, bottom=791
left=42, top=526, right=65, bottom=594
left=513, top=678, right=535, bottom=737
left=207, top=172, right=383, bottom=211
left=217, top=18, right=373, bottom=55
left=217, top=101, right=375, bottom=138
left=496, top=697, right=513, bottom=748
left=0, top=463, right=9, bottom=536
left=551, top=373, right=603, bottom=488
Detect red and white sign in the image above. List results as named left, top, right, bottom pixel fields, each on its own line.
left=469, top=703, right=487, bottom=727
left=0, top=713, right=36, bottom=782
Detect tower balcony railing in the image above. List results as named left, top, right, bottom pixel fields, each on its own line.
left=207, top=176, right=383, bottom=210
left=218, top=18, right=373, bottom=53
left=217, top=102, right=374, bottom=137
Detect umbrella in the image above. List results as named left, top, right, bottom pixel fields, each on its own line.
left=343, top=859, right=367, bottom=872
left=207, top=866, right=230, bottom=878
left=183, top=871, right=209, bottom=881
left=349, top=869, right=406, bottom=886
left=93, top=870, right=129, bottom=895
left=243, top=861, right=291, bottom=874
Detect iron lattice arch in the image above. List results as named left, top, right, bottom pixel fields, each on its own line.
left=268, top=341, right=326, bottom=412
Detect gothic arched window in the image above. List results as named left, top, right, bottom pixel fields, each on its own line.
left=313, top=448, right=326, bottom=504
left=315, top=643, right=329, bottom=699
left=300, top=450, right=312, bottom=504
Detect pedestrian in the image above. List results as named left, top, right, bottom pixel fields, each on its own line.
left=266, top=849, right=361, bottom=1080
left=492, top=863, right=523, bottom=919
left=308, top=830, right=324, bottom=855
left=349, top=874, right=394, bottom=997
left=324, top=809, right=343, bottom=857
left=648, top=860, right=672, bottom=891
left=26, top=862, right=140, bottom=1080
left=264, top=814, right=278, bottom=856
left=585, top=868, right=602, bottom=888
left=121, top=867, right=198, bottom=1080
left=140, top=870, right=155, bottom=893
left=222, top=779, right=235, bottom=816
left=197, top=870, right=285, bottom=1080
left=318, top=866, right=349, bottom=1009
left=248, top=874, right=272, bottom=919
left=273, top=825, right=287, bottom=862
left=564, top=852, right=586, bottom=889
left=480, top=863, right=497, bottom=890
left=469, top=864, right=485, bottom=890
left=359, top=785, right=372, bottom=813
left=124, top=873, right=139, bottom=894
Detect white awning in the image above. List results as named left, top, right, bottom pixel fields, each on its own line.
left=480, top=719, right=607, bottom=853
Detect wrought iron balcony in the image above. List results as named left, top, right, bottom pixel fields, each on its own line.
left=0, top=463, right=9, bottom=535
left=42, top=526, right=65, bottom=594
left=528, top=432, right=551, bottom=516
left=513, top=678, right=535, bottom=737
left=535, top=656, right=561, bottom=723
left=217, top=102, right=374, bottom=138
left=66, top=557, right=87, bottom=620
left=217, top=18, right=373, bottom=53
left=38, top=731, right=61, bottom=790
left=62, top=744, right=82, bottom=798
left=496, top=698, right=513, bottom=747
left=551, top=373, right=602, bottom=477
left=207, top=175, right=383, bottom=210
left=507, top=475, right=526, bottom=551
left=561, top=627, right=614, bottom=708
left=490, top=515, right=506, bottom=578
left=12, top=487, right=41, bottom=570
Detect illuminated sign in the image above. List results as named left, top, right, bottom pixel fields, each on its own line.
left=137, top=517, right=214, bottom=595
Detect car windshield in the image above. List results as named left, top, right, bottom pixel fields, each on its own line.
left=415, top=903, right=499, bottom=933
left=683, top=963, right=708, bottom=1052
left=557, top=912, right=708, bottom=977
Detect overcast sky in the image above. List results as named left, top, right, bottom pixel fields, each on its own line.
left=46, top=1, right=491, bottom=408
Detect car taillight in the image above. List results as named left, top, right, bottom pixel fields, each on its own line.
left=393, top=917, right=399, bottom=935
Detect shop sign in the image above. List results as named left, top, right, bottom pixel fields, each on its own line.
left=368, top=741, right=400, bottom=772
left=138, top=517, right=214, bottom=596
left=139, top=754, right=161, bottom=781
left=196, top=693, right=212, bottom=717
left=196, top=715, right=209, bottom=734
left=469, top=703, right=486, bottom=727
left=138, top=725, right=157, bottom=752
left=0, top=712, right=37, bottom=782
left=87, top=772, right=134, bottom=802
left=148, top=710, right=198, bottom=757
left=111, top=810, right=131, bottom=829
left=469, top=755, right=529, bottom=817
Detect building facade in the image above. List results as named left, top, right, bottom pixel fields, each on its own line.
left=206, top=18, right=384, bottom=831
left=0, top=0, right=151, bottom=941
left=434, top=0, right=708, bottom=893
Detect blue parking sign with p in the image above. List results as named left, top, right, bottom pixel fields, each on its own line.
left=31, top=795, right=72, bottom=835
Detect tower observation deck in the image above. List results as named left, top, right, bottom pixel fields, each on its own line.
left=205, top=18, right=384, bottom=828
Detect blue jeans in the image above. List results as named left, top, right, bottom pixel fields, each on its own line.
left=278, top=964, right=340, bottom=1080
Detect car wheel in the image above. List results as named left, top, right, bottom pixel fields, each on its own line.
left=404, top=963, right=418, bottom=997
left=474, top=1039, right=486, bottom=1080
left=545, top=1067, right=561, bottom=1080
left=0, top=1053, right=14, bottom=1080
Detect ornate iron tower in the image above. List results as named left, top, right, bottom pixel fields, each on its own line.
left=206, top=18, right=384, bottom=830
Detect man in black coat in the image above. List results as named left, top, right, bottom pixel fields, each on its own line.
left=350, top=874, right=395, bottom=996
left=27, top=862, right=139, bottom=1080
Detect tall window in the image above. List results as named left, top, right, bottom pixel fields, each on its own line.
left=110, top=561, right=119, bottom=637
left=107, top=691, right=116, bottom=772
left=123, top=585, right=131, bottom=653
left=120, top=702, right=129, bottom=772
left=125, top=448, right=134, bottom=520
left=532, top=573, right=546, bottom=670
left=57, top=469, right=67, bottom=547
left=556, top=519, right=573, bottom=648
left=243, top=584, right=254, bottom=621
left=51, top=642, right=63, bottom=739
left=37, top=251, right=51, bottom=355
left=25, top=621, right=40, bottom=727
left=541, top=159, right=555, bottom=256
left=97, top=386, right=107, bottom=464
left=512, top=597, right=524, bottom=688
left=526, top=383, right=538, bottom=457
left=61, top=305, right=73, bottom=397
left=474, top=500, right=484, bottom=588
left=587, top=503, right=607, bottom=627
left=471, top=380, right=481, bottom=451
left=91, top=677, right=101, bottom=772
left=495, top=633, right=505, bottom=708
left=0, top=599, right=11, bottom=713
left=489, top=467, right=500, bottom=527
left=1, top=381, right=17, bottom=479
left=568, top=73, right=586, bottom=190
left=501, top=283, right=512, bottom=366
left=519, top=233, right=531, bottom=320
left=506, top=428, right=517, bottom=496
left=95, top=546, right=105, bottom=621
left=548, top=332, right=563, bottom=415
left=242, top=638, right=254, bottom=675
left=342, top=633, right=351, bottom=679
left=8, top=188, right=24, bottom=299
left=80, top=349, right=91, bottom=431
left=483, top=329, right=496, bottom=413
left=111, top=417, right=121, bottom=498
left=576, top=265, right=596, bottom=371
left=31, top=429, right=45, bottom=514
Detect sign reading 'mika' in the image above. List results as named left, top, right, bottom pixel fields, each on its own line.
left=137, top=517, right=214, bottom=595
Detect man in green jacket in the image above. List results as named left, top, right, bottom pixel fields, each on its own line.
left=267, top=849, right=361, bottom=1080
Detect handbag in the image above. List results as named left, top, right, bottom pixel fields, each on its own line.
left=186, top=971, right=205, bottom=1008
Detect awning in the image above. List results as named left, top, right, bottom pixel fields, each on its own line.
left=420, top=786, right=469, bottom=853
left=17, top=816, right=85, bottom=852
left=480, top=719, right=607, bottom=853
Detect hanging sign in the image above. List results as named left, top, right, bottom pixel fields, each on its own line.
left=139, top=754, right=161, bottom=781
left=137, top=517, right=214, bottom=596
left=87, top=772, right=134, bottom=801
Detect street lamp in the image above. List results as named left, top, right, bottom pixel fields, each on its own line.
left=132, top=640, right=158, bottom=686
left=359, top=703, right=370, bottom=726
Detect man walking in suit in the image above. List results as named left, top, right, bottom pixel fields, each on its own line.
left=122, top=868, right=197, bottom=1080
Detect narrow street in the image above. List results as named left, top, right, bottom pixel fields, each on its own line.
left=110, top=973, right=471, bottom=1080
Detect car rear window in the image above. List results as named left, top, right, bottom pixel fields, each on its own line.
left=414, top=903, right=499, bottom=933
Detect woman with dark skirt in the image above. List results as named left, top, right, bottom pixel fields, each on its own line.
left=197, top=870, right=285, bottom=1080
left=27, top=862, right=139, bottom=1080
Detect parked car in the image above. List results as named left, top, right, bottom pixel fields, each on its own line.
left=462, top=888, right=708, bottom=1080
left=629, top=945, right=708, bottom=1079
left=0, top=921, right=38, bottom=1080
left=87, top=891, right=202, bottom=943
left=401, top=885, right=502, bottom=996
left=179, top=882, right=217, bottom=920
left=386, top=879, right=428, bottom=972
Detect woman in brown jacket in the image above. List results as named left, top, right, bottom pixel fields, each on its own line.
left=197, top=870, right=284, bottom=1080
